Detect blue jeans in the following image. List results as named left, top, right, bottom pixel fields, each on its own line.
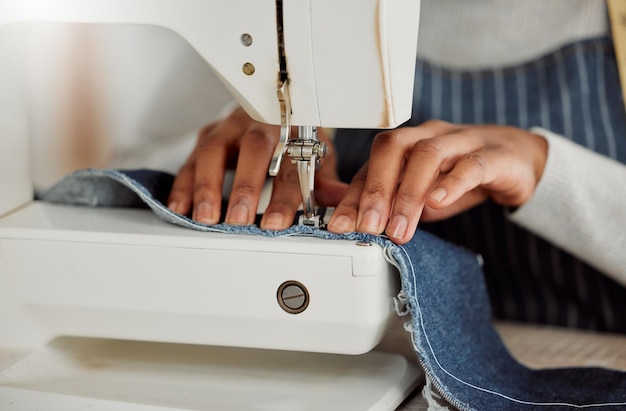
left=42, top=168, right=626, bottom=410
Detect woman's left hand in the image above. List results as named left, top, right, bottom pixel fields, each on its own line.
left=327, top=120, right=549, bottom=244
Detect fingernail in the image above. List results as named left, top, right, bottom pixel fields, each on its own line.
left=195, top=201, right=214, bottom=224
left=263, top=212, right=284, bottom=230
left=387, top=215, right=408, bottom=240
left=359, top=209, right=381, bottom=233
left=329, top=215, right=352, bottom=233
left=228, top=203, right=249, bottom=225
left=168, top=201, right=179, bottom=214
left=429, top=187, right=447, bottom=203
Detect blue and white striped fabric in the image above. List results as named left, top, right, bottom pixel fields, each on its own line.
left=336, top=36, right=626, bottom=333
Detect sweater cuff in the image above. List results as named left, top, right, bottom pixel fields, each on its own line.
left=507, top=127, right=626, bottom=285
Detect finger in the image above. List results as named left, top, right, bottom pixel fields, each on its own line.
left=168, top=124, right=217, bottom=217
left=260, top=158, right=302, bottom=230
left=225, top=125, right=278, bottom=225
left=385, top=129, right=486, bottom=243
left=420, top=173, right=486, bottom=221
left=422, top=189, right=486, bottom=221
left=430, top=146, right=537, bottom=211
left=353, top=128, right=414, bottom=234
left=327, top=163, right=369, bottom=234
left=355, top=121, right=462, bottom=235
left=192, top=130, right=229, bottom=224
left=167, top=160, right=195, bottom=216
left=426, top=152, right=490, bottom=209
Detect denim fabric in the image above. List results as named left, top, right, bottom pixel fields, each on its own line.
left=41, top=168, right=626, bottom=410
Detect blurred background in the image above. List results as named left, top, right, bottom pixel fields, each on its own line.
left=13, top=22, right=234, bottom=192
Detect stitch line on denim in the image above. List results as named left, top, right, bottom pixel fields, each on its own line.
left=396, top=244, right=626, bottom=409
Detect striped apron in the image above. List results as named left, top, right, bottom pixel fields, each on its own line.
left=335, top=36, right=626, bottom=334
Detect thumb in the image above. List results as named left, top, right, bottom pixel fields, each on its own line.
left=421, top=189, right=487, bottom=222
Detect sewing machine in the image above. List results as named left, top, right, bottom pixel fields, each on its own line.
left=0, top=1, right=422, bottom=409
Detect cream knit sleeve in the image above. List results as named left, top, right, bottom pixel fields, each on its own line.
left=508, top=127, right=626, bottom=287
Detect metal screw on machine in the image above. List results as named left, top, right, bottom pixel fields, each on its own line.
left=240, top=33, right=253, bottom=47
left=277, top=281, right=309, bottom=314
left=242, top=62, right=255, bottom=76
left=240, top=33, right=254, bottom=75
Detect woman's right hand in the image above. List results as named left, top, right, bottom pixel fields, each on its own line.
left=167, top=106, right=346, bottom=229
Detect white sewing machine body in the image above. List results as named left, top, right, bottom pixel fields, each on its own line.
left=0, top=1, right=422, bottom=409
left=0, top=202, right=399, bottom=355
left=0, top=195, right=421, bottom=411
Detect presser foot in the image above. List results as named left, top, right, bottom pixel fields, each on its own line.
left=299, top=212, right=321, bottom=228
left=268, top=119, right=327, bottom=227
left=297, top=207, right=334, bottom=229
